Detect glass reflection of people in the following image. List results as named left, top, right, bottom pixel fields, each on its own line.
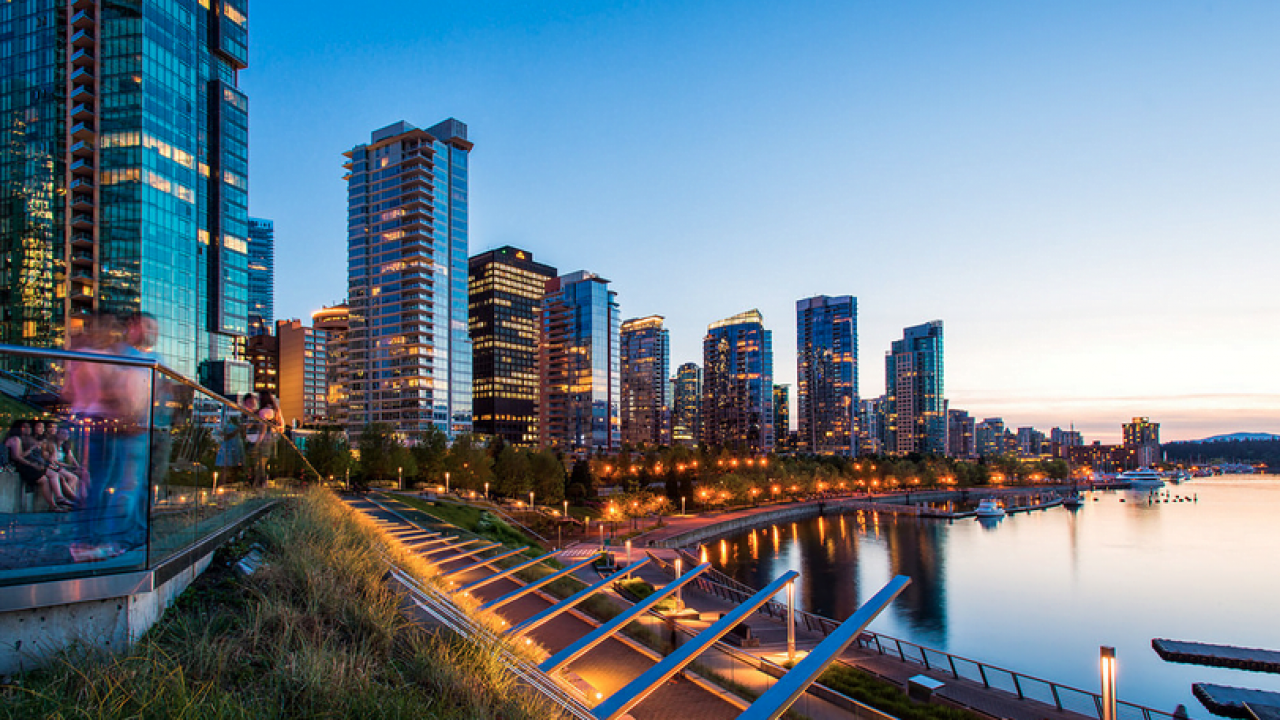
left=4, top=420, right=73, bottom=511
left=34, top=419, right=81, bottom=502
left=215, top=396, right=251, bottom=486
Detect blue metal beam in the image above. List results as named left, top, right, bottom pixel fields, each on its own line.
left=593, top=570, right=800, bottom=720
left=539, top=563, right=710, bottom=674
left=483, top=550, right=614, bottom=607
left=738, top=574, right=911, bottom=720
left=440, top=546, right=531, bottom=581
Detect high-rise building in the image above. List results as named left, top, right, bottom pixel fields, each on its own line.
left=1050, top=427, right=1083, bottom=457
left=539, top=271, right=619, bottom=455
left=773, top=384, right=793, bottom=452
left=0, top=0, right=251, bottom=394
left=247, top=218, right=275, bottom=337
left=858, top=397, right=885, bottom=455
left=671, top=363, right=701, bottom=447
left=975, top=417, right=1005, bottom=457
left=246, top=332, right=278, bottom=398
left=312, top=304, right=350, bottom=428
left=947, top=409, right=976, bottom=459
left=620, top=316, right=670, bottom=448
left=469, top=246, right=556, bottom=446
left=276, top=319, right=327, bottom=427
left=344, top=120, right=472, bottom=439
left=1122, top=417, right=1160, bottom=467
left=885, top=321, right=945, bottom=455
left=795, top=295, right=857, bottom=456
left=702, top=310, right=773, bottom=453
left=1017, top=426, right=1047, bottom=457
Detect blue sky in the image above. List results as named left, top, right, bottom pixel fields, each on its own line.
left=242, top=1, right=1280, bottom=443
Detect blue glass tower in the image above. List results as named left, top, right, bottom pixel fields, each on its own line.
left=796, top=295, right=857, bottom=456
left=885, top=320, right=946, bottom=455
left=247, top=218, right=274, bottom=337
left=539, top=271, right=619, bottom=455
left=344, top=120, right=472, bottom=439
left=702, top=310, right=773, bottom=453
left=0, top=0, right=251, bottom=392
left=620, top=316, right=670, bottom=447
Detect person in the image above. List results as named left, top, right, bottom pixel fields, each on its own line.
left=34, top=419, right=81, bottom=502
left=244, top=394, right=269, bottom=488
left=4, top=420, right=72, bottom=511
left=214, top=396, right=249, bottom=485
left=51, top=424, right=90, bottom=498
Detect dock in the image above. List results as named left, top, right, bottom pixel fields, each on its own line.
left=1192, top=683, right=1280, bottom=720
left=1153, top=639, right=1280, bottom=674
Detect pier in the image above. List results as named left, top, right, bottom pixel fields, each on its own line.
left=1154, top=639, right=1280, bottom=674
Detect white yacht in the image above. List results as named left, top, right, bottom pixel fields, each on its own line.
left=1117, top=468, right=1165, bottom=489
left=975, top=498, right=1006, bottom=518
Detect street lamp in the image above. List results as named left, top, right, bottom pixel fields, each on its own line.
left=530, top=490, right=535, bottom=508
left=681, top=496, right=686, bottom=515
left=484, top=481, right=489, bottom=500
left=445, top=471, right=450, bottom=495
left=1101, top=647, right=1117, bottom=720
left=398, top=466, right=402, bottom=491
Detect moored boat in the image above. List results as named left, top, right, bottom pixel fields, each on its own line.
left=975, top=498, right=1006, bottom=518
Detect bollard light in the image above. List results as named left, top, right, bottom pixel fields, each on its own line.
left=1101, top=646, right=1117, bottom=720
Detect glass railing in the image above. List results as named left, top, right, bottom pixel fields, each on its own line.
left=0, top=343, right=320, bottom=588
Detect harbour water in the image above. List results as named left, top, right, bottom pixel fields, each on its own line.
left=709, top=476, right=1280, bottom=714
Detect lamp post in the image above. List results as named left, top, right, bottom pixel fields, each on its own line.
left=445, top=471, right=450, bottom=495
left=563, top=499, right=569, bottom=519
left=1101, top=646, right=1117, bottom=720
left=530, top=490, right=535, bottom=509
left=681, top=496, right=686, bottom=515
left=484, top=481, right=489, bottom=501
left=398, top=466, right=402, bottom=491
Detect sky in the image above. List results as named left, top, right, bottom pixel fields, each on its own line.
left=241, top=1, right=1280, bottom=444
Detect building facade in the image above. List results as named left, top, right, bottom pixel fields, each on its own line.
left=885, top=321, right=946, bottom=455
left=773, top=384, right=793, bottom=453
left=947, top=409, right=976, bottom=459
left=246, top=332, right=278, bottom=399
left=701, top=310, right=773, bottom=453
left=344, top=120, right=472, bottom=439
left=671, top=362, right=701, bottom=447
left=312, top=304, right=350, bottom=428
left=468, top=246, right=556, bottom=446
left=539, top=271, right=619, bottom=456
left=0, top=0, right=251, bottom=394
left=275, top=319, right=328, bottom=427
left=857, top=397, right=885, bottom=455
left=620, top=316, right=670, bottom=447
left=1122, top=417, right=1161, bottom=467
left=795, top=295, right=857, bottom=456
left=975, top=417, right=1006, bottom=457
left=247, top=218, right=274, bottom=336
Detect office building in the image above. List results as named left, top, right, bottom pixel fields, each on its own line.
left=344, top=120, right=472, bottom=438
left=671, top=362, right=701, bottom=447
left=975, top=418, right=1005, bottom=457
left=858, top=397, right=885, bottom=455
left=276, top=319, right=327, bottom=427
left=539, top=271, right=619, bottom=455
left=885, top=321, right=945, bottom=455
left=1123, top=417, right=1161, bottom=467
left=702, top=310, right=773, bottom=453
left=1017, top=426, right=1048, bottom=458
left=246, top=332, right=278, bottom=398
left=469, top=246, right=556, bottom=446
left=247, top=218, right=274, bottom=336
left=312, top=304, right=350, bottom=428
left=773, top=384, right=793, bottom=452
left=947, top=409, right=976, bottom=459
left=0, top=0, right=251, bottom=394
left=1051, top=427, right=1083, bottom=457
left=620, top=316, right=670, bottom=447
left=795, top=295, right=857, bottom=456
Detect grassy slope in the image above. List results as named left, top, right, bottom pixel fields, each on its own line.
left=0, top=489, right=557, bottom=719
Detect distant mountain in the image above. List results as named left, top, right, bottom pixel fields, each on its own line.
left=1186, top=432, right=1280, bottom=444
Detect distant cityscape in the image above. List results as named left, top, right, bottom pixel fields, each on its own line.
left=0, top=7, right=1193, bottom=471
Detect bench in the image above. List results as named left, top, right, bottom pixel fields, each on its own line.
left=908, top=674, right=946, bottom=702
left=0, top=468, right=53, bottom=513
left=725, top=622, right=760, bottom=648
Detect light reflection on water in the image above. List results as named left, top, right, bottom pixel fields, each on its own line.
left=710, top=476, right=1280, bottom=714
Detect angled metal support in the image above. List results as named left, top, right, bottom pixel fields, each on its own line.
left=539, top=563, right=710, bottom=674
left=486, top=552, right=615, bottom=615
left=593, top=570, right=799, bottom=720
left=440, top=546, right=531, bottom=580
left=451, top=549, right=550, bottom=591
left=739, top=574, right=912, bottom=720
left=419, top=538, right=484, bottom=558
left=433, top=542, right=503, bottom=566
left=504, top=556, right=650, bottom=632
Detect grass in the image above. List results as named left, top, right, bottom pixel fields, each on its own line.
left=0, top=488, right=558, bottom=719
left=807, top=661, right=979, bottom=720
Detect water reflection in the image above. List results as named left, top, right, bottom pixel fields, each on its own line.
left=711, top=478, right=1280, bottom=711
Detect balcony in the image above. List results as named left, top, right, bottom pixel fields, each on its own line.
left=70, top=29, right=96, bottom=49
left=70, top=249, right=95, bottom=265
left=70, top=140, right=94, bottom=159
left=71, top=194, right=94, bottom=211
left=70, top=121, right=96, bottom=142
left=70, top=103, right=94, bottom=122
left=70, top=213, right=95, bottom=230
left=70, top=177, right=94, bottom=192
left=70, top=67, right=97, bottom=86
left=70, top=158, right=94, bottom=174
left=70, top=85, right=95, bottom=103
left=70, top=9, right=95, bottom=30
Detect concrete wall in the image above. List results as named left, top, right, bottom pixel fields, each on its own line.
left=0, top=552, right=213, bottom=675
left=657, top=504, right=825, bottom=548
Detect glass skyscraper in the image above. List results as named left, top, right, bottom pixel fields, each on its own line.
left=885, top=320, right=946, bottom=455
left=344, top=120, right=472, bottom=439
left=0, top=0, right=251, bottom=391
left=795, top=295, right=857, bottom=456
left=702, top=309, right=773, bottom=453
left=247, top=217, right=274, bottom=336
left=539, top=271, right=619, bottom=456
left=469, top=246, right=557, bottom=447
left=671, top=362, right=701, bottom=447
left=620, top=315, right=670, bottom=448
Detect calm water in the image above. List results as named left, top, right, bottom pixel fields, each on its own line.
left=710, top=476, right=1280, bottom=714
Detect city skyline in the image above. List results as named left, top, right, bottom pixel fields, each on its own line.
left=243, top=2, right=1280, bottom=444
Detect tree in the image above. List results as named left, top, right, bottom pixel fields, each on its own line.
left=358, top=423, right=404, bottom=484
left=411, top=425, right=448, bottom=483
left=529, top=449, right=567, bottom=504
left=492, top=442, right=530, bottom=497
left=444, top=433, right=493, bottom=493
left=306, top=427, right=352, bottom=481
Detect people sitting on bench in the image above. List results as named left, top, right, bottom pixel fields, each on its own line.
left=5, top=419, right=75, bottom=511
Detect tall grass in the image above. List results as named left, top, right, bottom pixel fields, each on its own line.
left=0, top=488, right=560, bottom=719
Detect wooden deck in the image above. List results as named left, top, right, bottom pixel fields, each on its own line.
left=1154, top=639, right=1280, bottom=674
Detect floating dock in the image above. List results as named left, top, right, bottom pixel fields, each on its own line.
left=1192, top=683, right=1280, bottom=720
left=1153, top=639, right=1280, bottom=674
